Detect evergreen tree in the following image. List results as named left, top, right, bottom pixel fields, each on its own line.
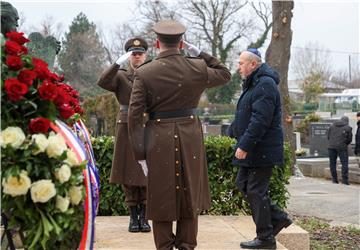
left=206, top=72, right=241, bottom=104
left=58, top=13, right=106, bottom=97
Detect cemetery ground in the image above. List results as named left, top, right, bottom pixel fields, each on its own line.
left=292, top=214, right=360, bottom=250
left=94, top=176, right=360, bottom=250
left=287, top=176, right=360, bottom=250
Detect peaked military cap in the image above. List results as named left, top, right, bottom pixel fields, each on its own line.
left=124, top=37, right=148, bottom=53
left=153, top=20, right=186, bottom=43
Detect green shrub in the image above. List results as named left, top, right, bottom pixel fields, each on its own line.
left=295, top=113, right=321, bottom=144
left=92, top=136, right=127, bottom=215
left=92, top=135, right=292, bottom=216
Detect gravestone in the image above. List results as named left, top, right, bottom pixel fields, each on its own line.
left=204, top=124, right=222, bottom=136
left=221, top=123, right=231, bottom=136
left=309, top=122, right=332, bottom=156
left=315, top=111, right=331, bottom=119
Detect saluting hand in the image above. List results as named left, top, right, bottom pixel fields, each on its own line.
left=115, top=51, right=132, bottom=66
left=138, top=160, right=148, bottom=177
left=183, top=41, right=201, bottom=57
left=235, top=147, right=247, bottom=159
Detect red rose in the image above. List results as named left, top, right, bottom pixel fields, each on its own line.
left=70, top=89, right=79, bottom=98
left=74, top=105, right=84, bottom=115
left=5, top=31, right=30, bottom=45
left=29, top=117, right=51, bottom=134
left=58, top=83, right=73, bottom=92
left=32, top=57, right=50, bottom=80
left=48, top=72, right=61, bottom=82
left=58, top=103, right=75, bottom=119
left=58, top=74, right=65, bottom=82
left=68, top=97, right=79, bottom=107
left=54, top=87, right=71, bottom=106
left=32, top=57, right=48, bottom=68
left=6, top=55, right=24, bottom=71
left=38, top=80, right=58, bottom=101
left=18, top=69, right=37, bottom=86
left=5, top=40, right=27, bottom=55
left=4, top=78, right=29, bottom=102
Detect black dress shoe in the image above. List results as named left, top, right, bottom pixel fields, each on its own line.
left=240, top=238, right=276, bottom=249
left=273, top=217, right=292, bottom=236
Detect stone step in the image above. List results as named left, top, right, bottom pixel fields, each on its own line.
left=94, top=216, right=309, bottom=250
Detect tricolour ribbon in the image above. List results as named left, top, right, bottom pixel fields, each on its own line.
left=50, top=119, right=100, bottom=250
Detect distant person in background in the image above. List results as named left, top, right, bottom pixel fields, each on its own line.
left=355, top=112, right=360, bottom=156
left=327, top=116, right=352, bottom=185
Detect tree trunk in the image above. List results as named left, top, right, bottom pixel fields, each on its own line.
left=265, top=0, right=296, bottom=172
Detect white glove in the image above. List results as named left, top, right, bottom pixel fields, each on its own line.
left=183, top=41, right=201, bottom=57
left=115, top=51, right=132, bottom=66
left=138, top=160, right=148, bottom=177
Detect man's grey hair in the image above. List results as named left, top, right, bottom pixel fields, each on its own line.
left=241, top=51, right=262, bottom=65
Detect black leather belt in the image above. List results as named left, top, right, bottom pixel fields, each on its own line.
left=120, top=105, right=129, bottom=112
left=149, top=108, right=197, bottom=120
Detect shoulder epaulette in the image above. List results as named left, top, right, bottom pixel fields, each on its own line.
left=186, top=56, right=202, bottom=60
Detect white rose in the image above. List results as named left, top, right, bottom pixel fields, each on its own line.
left=30, top=180, right=56, bottom=203
left=0, top=127, right=25, bottom=148
left=54, top=164, right=71, bottom=183
left=64, top=150, right=80, bottom=167
left=69, top=186, right=83, bottom=205
left=56, top=195, right=70, bottom=212
left=2, top=170, right=31, bottom=197
left=31, top=134, right=49, bottom=155
left=46, top=133, right=67, bottom=158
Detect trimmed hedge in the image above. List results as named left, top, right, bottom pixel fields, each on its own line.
left=92, top=135, right=292, bottom=216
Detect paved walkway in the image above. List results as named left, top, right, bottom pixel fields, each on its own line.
left=94, top=216, right=289, bottom=249
left=286, top=176, right=360, bottom=227
left=94, top=176, right=360, bottom=249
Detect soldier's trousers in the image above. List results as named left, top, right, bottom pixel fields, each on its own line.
left=122, top=185, right=146, bottom=207
left=152, top=188, right=198, bottom=250
left=236, top=166, right=289, bottom=239
left=152, top=217, right=198, bottom=250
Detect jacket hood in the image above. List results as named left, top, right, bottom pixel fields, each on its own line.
left=334, top=116, right=349, bottom=126
left=243, top=63, right=280, bottom=89
left=254, top=63, right=280, bottom=85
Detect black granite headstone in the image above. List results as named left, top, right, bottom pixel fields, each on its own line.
left=309, top=122, right=332, bottom=156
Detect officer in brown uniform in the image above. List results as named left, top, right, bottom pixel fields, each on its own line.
left=128, top=20, right=231, bottom=250
left=97, top=37, right=151, bottom=233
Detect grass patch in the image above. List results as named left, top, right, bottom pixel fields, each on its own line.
left=292, top=214, right=360, bottom=250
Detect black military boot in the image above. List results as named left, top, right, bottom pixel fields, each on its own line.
left=139, top=203, right=151, bottom=232
left=128, top=206, right=140, bottom=232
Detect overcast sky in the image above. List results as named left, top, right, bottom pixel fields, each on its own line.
left=8, top=0, right=360, bottom=80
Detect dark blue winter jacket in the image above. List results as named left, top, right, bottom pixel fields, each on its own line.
left=230, top=63, right=284, bottom=167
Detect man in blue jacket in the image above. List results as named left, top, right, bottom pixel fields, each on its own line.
left=230, top=48, right=292, bottom=249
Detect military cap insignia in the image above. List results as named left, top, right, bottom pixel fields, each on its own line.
left=133, top=39, right=140, bottom=46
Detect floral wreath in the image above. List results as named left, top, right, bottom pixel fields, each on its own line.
left=1, top=31, right=89, bottom=249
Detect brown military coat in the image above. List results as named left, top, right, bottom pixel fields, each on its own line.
left=97, top=64, right=146, bottom=186
left=128, top=49, right=231, bottom=221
